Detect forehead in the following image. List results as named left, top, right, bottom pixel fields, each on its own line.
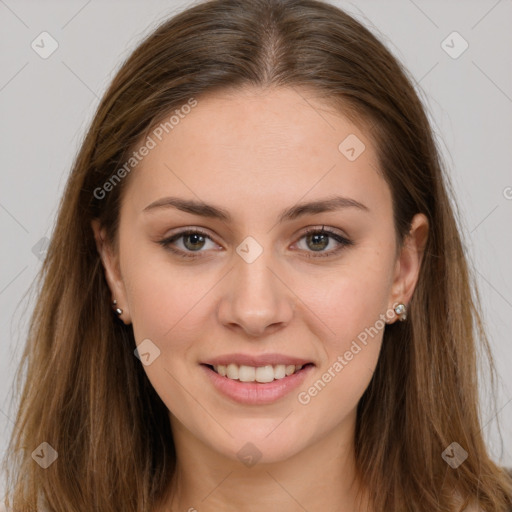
left=121, top=86, right=391, bottom=222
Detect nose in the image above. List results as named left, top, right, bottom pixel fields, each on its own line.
left=216, top=243, right=296, bottom=338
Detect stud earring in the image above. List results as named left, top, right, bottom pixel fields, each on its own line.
left=394, top=303, right=407, bottom=322
left=112, top=299, right=123, bottom=316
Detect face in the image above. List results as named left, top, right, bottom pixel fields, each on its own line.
left=93, top=86, right=427, bottom=464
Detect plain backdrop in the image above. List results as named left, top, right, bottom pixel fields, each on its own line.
left=1, top=0, right=511, bottom=499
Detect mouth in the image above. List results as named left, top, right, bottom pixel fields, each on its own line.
left=202, top=362, right=315, bottom=383
left=201, top=361, right=315, bottom=405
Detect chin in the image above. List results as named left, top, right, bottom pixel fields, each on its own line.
left=203, top=421, right=313, bottom=466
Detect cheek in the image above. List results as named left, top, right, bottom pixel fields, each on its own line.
left=299, top=251, right=393, bottom=347
left=299, top=286, right=385, bottom=399
left=291, top=249, right=393, bottom=403
left=122, top=244, right=215, bottom=342
left=294, top=282, right=387, bottom=425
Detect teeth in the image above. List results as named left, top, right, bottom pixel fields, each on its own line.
left=212, top=363, right=305, bottom=382
left=255, top=365, right=274, bottom=383
left=239, top=365, right=256, bottom=382
left=285, top=365, right=296, bottom=376
left=226, top=363, right=238, bottom=380
left=273, top=364, right=286, bottom=380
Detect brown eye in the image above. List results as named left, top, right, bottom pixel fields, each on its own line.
left=182, top=233, right=207, bottom=251
left=305, top=232, right=330, bottom=251
left=295, top=227, right=354, bottom=258
left=158, top=229, right=219, bottom=259
left=158, top=226, right=354, bottom=260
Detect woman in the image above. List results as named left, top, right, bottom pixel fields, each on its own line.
left=2, top=0, right=511, bottom=510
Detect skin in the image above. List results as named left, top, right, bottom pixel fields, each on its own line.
left=92, top=86, right=428, bottom=512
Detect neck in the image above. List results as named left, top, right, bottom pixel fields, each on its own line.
left=155, top=410, right=372, bottom=512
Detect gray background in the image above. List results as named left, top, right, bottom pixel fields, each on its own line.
left=1, top=0, right=511, bottom=500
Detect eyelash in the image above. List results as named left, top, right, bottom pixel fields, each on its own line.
left=158, top=226, right=354, bottom=260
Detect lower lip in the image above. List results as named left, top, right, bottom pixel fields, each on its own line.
left=201, top=364, right=314, bottom=405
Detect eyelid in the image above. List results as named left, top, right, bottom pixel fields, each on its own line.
left=158, top=227, right=221, bottom=258
left=299, top=224, right=350, bottom=241
left=293, top=225, right=354, bottom=258
left=158, top=225, right=353, bottom=259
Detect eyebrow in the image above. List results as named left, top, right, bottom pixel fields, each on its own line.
left=143, top=195, right=370, bottom=222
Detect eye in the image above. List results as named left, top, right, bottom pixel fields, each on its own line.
left=158, top=225, right=353, bottom=260
left=294, top=225, right=354, bottom=258
left=158, top=229, right=220, bottom=259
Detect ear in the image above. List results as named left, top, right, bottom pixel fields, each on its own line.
left=91, top=219, right=131, bottom=325
left=387, top=213, right=429, bottom=324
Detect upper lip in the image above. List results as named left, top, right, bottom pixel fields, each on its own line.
left=202, top=353, right=314, bottom=367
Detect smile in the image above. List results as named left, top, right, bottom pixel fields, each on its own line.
left=209, top=363, right=308, bottom=383
left=201, top=361, right=315, bottom=405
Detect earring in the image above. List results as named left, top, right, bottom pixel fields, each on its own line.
left=394, top=303, right=407, bottom=322
left=112, top=299, right=123, bottom=316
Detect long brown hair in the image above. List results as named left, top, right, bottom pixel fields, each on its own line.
left=3, top=0, right=511, bottom=510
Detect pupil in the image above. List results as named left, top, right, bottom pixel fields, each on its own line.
left=185, top=233, right=205, bottom=250
left=308, top=233, right=328, bottom=251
